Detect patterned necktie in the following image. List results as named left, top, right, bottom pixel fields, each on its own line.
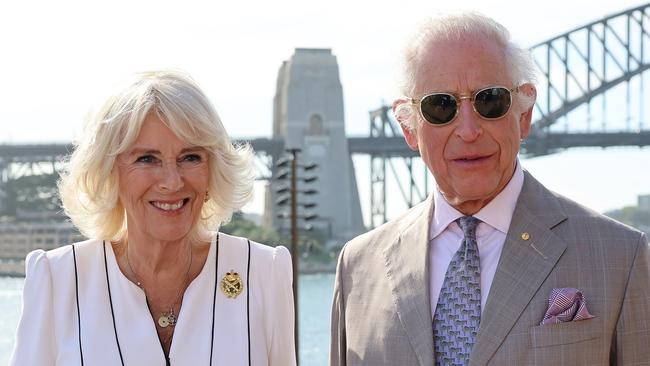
left=433, top=216, right=481, bottom=366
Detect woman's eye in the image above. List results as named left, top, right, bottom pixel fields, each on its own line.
left=135, top=155, right=156, bottom=164
left=181, top=154, right=203, bottom=163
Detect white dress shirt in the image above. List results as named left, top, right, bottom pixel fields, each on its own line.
left=429, top=162, right=524, bottom=318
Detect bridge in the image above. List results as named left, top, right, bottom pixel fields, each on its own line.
left=1, top=3, right=649, bottom=231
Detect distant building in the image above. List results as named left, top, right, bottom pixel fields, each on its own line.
left=0, top=218, right=83, bottom=276
left=604, top=194, right=650, bottom=237
left=638, top=194, right=650, bottom=210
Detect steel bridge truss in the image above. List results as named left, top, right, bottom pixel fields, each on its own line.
left=526, top=3, right=650, bottom=155
left=368, top=107, right=430, bottom=228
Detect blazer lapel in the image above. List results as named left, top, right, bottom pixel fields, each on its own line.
left=382, top=195, right=435, bottom=366
left=470, top=172, right=568, bottom=365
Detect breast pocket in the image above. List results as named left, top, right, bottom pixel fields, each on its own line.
left=530, top=317, right=602, bottom=348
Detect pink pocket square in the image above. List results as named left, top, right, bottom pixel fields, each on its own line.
left=540, top=287, right=595, bottom=325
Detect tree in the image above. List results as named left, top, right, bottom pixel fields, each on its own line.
left=220, top=213, right=332, bottom=261
left=220, top=214, right=283, bottom=246
left=605, top=206, right=650, bottom=236
left=3, top=173, right=62, bottom=217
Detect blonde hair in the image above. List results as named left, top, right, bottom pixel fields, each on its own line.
left=59, top=70, right=255, bottom=242
left=396, top=12, right=538, bottom=130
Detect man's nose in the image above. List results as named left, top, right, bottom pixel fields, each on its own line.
left=158, top=162, right=184, bottom=192
left=454, top=99, right=483, bottom=142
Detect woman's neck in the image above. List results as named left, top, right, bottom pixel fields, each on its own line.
left=127, top=237, right=192, bottom=276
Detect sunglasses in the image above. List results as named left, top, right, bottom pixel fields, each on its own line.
left=409, top=86, right=519, bottom=126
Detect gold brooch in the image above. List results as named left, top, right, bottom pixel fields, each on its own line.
left=220, top=270, right=244, bottom=298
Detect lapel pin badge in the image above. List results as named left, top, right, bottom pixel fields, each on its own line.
left=221, top=270, right=244, bottom=299
left=521, top=232, right=530, bottom=240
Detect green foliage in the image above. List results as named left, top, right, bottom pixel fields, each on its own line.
left=220, top=214, right=333, bottom=263
left=297, top=227, right=330, bottom=262
left=3, top=173, right=62, bottom=216
left=605, top=206, right=650, bottom=235
left=220, top=214, right=283, bottom=246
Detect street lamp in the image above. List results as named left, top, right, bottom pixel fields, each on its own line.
left=274, top=148, right=318, bottom=365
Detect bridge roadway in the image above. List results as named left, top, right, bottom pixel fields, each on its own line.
left=0, top=138, right=286, bottom=163
left=3, top=130, right=650, bottom=163
left=0, top=137, right=452, bottom=161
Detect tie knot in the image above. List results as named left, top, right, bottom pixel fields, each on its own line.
left=458, top=216, right=480, bottom=237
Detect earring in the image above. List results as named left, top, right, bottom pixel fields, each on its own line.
left=204, top=191, right=210, bottom=203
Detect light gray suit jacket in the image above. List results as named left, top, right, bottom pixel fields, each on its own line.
left=330, top=172, right=650, bottom=365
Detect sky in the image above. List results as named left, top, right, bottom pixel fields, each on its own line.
left=1, top=0, right=649, bottom=221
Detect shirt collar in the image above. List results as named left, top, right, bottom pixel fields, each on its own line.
left=430, top=160, right=524, bottom=239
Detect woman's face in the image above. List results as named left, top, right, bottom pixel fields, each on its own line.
left=116, top=113, right=210, bottom=243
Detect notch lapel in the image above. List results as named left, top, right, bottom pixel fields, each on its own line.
left=382, top=196, right=435, bottom=366
left=470, top=172, right=568, bottom=365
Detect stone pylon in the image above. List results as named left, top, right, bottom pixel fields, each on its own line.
left=266, top=48, right=365, bottom=245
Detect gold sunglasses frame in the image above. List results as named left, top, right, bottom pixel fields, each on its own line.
left=409, top=85, right=520, bottom=126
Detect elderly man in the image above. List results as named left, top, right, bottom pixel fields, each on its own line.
left=330, top=12, right=650, bottom=366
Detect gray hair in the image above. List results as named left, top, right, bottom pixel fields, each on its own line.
left=396, top=12, right=538, bottom=129
left=58, top=70, right=255, bottom=242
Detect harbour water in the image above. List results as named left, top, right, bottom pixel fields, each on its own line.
left=0, top=273, right=335, bottom=366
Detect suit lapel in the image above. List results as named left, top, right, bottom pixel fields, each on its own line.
left=382, top=195, right=435, bottom=366
left=470, top=172, right=568, bottom=365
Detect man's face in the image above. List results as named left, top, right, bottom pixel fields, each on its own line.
left=399, top=35, right=536, bottom=214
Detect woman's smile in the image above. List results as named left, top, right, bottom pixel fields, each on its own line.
left=150, top=198, right=190, bottom=213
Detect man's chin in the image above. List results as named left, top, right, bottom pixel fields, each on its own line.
left=444, top=186, right=500, bottom=211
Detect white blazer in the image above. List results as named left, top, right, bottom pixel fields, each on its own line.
left=10, top=232, right=296, bottom=366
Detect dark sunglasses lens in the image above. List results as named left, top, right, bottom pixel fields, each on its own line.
left=474, top=87, right=511, bottom=119
left=420, top=94, right=457, bottom=124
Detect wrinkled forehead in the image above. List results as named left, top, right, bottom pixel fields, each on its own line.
left=412, top=36, right=514, bottom=95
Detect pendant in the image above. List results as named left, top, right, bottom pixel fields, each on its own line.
left=220, top=270, right=244, bottom=299
left=158, top=311, right=177, bottom=328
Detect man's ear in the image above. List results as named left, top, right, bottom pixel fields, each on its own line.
left=393, top=99, right=419, bottom=151
left=517, top=84, right=537, bottom=139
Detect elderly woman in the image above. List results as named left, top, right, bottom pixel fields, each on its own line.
left=10, top=70, right=295, bottom=365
